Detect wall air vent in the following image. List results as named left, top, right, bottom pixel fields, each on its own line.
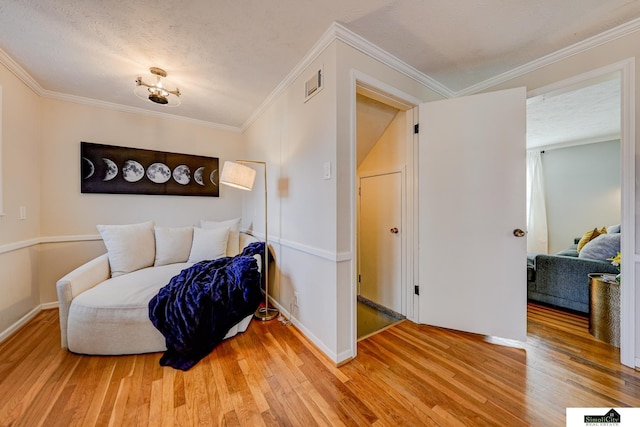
left=304, top=67, right=323, bottom=102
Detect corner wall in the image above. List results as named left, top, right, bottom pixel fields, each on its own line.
left=0, top=60, right=43, bottom=335
left=242, top=37, right=444, bottom=362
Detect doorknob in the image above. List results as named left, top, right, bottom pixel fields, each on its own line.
left=390, top=227, right=399, bottom=234
left=513, top=229, right=526, bottom=237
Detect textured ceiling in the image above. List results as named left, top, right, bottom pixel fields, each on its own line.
left=0, top=0, right=638, bottom=130
left=527, top=76, right=621, bottom=149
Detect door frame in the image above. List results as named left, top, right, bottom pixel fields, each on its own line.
left=526, top=59, right=635, bottom=367
left=350, top=71, right=422, bottom=356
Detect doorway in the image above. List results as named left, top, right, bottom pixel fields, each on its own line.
left=349, top=61, right=634, bottom=367
left=355, top=90, right=408, bottom=339
left=525, top=62, right=634, bottom=367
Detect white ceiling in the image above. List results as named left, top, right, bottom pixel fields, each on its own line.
left=527, top=77, right=621, bottom=150
left=0, top=1, right=637, bottom=131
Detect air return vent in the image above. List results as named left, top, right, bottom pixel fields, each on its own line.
left=304, top=67, right=323, bottom=102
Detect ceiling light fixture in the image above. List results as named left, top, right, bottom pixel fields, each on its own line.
left=134, top=67, right=181, bottom=106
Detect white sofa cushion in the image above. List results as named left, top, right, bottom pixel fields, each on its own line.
left=187, top=226, right=229, bottom=263
left=97, top=221, right=156, bottom=277
left=67, top=262, right=191, bottom=354
left=154, top=226, right=194, bottom=266
left=201, top=217, right=241, bottom=256
left=66, top=258, right=255, bottom=355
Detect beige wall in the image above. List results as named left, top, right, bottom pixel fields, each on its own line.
left=357, top=110, right=407, bottom=176
left=0, top=60, right=42, bottom=334
left=0, top=60, right=42, bottom=246
left=0, top=59, right=247, bottom=335
left=39, top=99, right=246, bottom=236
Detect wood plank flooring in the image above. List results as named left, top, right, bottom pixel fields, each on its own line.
left=0, top=303, right=638, bottom=426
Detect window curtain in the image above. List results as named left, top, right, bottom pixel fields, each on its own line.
left=526, top=151, right=548, bottom=254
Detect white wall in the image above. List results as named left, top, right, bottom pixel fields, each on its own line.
left=242, top=38, right=444, bottom=362
left=243, top=43, right=341, bottom=359
left=541, top=140, right=621, bottom=254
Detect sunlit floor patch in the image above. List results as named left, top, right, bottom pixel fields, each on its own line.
left=357, top=296, right=404, bottom=340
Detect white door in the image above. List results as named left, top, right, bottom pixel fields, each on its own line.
left=418, top=87, right=527, bottom=341
left=359, top=172, right=402, bottom=313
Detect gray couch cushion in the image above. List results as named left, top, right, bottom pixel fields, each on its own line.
left=555, top=243, right=578, bottom=257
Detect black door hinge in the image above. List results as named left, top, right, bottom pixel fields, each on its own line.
left=414, top=123, right=419, bottom=134
left=414, top=285, right=419, bottom=295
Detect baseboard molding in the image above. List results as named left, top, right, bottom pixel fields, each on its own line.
left=0, top=302, right=59, bottom=345
left=270, top=298, right=353, bottom=364
left=41, top=301, right=59, bottom=310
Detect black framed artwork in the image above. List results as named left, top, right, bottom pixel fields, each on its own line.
left=80, top=142, right=219, bottom=197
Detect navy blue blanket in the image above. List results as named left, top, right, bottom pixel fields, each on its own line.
left=149, top=242, right=264, bottom=370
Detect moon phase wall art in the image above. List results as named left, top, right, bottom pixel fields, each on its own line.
left=81, top=142, right=220, bottom=197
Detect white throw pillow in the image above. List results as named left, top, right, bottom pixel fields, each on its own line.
left=201, top=217, right=241, bottom=256
left=188, top=227, right=230, bottom=263
left=97, top=221, right=156, bottom=277
left=154, top=226, right=194, bottom=266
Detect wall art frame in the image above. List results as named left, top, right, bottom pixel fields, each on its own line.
left=80, top=141, right=219, bottom=197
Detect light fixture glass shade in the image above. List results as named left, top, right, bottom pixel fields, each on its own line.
left=220, top=161, right=256, bottom=191
left=134, top=67, right=181, bottom=106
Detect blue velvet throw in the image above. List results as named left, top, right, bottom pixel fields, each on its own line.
left=149, top=242, right=264, bottom=370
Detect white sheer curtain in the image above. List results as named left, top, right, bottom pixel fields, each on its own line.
left=526, top=151, right=548, bottom=254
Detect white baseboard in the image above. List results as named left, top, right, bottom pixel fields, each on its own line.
left=270, top=298, right=352, bottom=364
left=0, top=302, right=58, bottom=344
left=41, top=301, right=59, bottom=310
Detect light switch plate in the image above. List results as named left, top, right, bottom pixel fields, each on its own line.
left=323, top=162, right=331, bottom=180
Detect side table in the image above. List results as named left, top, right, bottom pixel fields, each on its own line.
left=588, top=273, right=620, bottom=347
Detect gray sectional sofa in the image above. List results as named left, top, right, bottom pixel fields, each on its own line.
left=527, top=231, right=620, bottom=314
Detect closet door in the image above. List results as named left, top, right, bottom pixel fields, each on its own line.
left=359, top=172, right=403, bottom=313
left=418, top=87, right=527, bottom=341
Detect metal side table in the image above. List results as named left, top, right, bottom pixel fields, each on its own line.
left=588, top=273, right=620, bottom=347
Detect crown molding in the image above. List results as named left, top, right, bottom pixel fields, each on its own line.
left=42, top=89, right=242, bottom=132
left=240, top=22, right=454, bottom=131
left=0, top=47, right=43, bottom=96
left=458, top=17, right=640, bottom=96
left=332, top=23, right=454, bottom=98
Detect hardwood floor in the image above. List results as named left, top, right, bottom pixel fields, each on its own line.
left=0, top=303, right=638, bottom=426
